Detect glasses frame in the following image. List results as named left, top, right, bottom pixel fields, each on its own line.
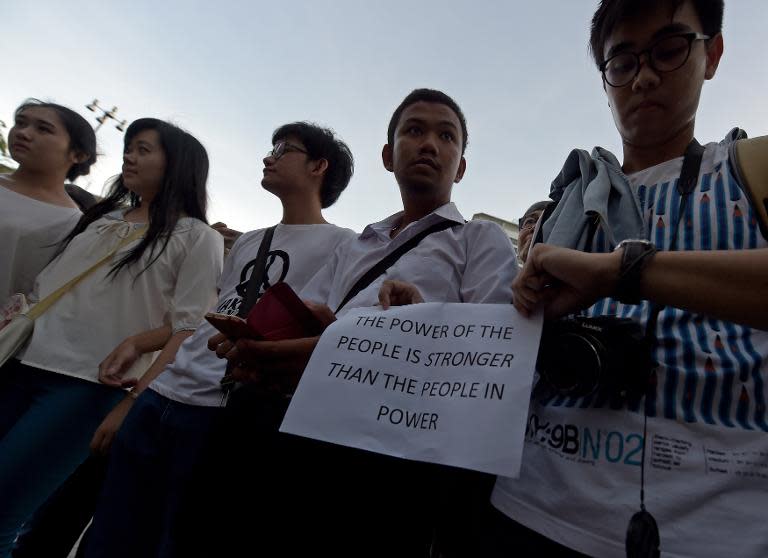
left=518, top=215, right=539, bottom=231
left=600, top=32, right=710, bottom=88
left=268, top=140, right=309, bottom=160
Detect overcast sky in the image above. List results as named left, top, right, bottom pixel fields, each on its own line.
left=3, top=0, right=766, bottom=233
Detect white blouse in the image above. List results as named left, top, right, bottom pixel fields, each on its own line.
left=0, top=184, right=81, bottom=300
left=19, top=211, right=224, bottom=384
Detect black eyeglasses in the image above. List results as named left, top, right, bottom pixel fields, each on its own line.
left=267, top=141, right=308, bottom=160
left=600, top=32, right=710, bottom=87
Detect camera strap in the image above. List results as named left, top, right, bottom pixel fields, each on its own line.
left=629, top=139, right=704, bottom=558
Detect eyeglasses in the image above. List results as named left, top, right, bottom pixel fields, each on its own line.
left=600, top=32, right=710, bottom=88
left=518, top=215, right=539, bottom=231
left=267, top=141, right=308, bottom=160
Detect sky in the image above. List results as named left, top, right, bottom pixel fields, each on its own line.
left=2, top=0, right=766, bottom=233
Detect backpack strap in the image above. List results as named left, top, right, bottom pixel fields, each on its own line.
left=730, top=136, right=768, bottom=240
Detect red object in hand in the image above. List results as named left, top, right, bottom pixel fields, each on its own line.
left=246, top=282, right=324, bottom=340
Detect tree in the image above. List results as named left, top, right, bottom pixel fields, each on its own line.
left=0, top=120, right=7, bottom=157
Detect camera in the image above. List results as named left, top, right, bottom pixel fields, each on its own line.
left=536, top=316, right=653, bottom=402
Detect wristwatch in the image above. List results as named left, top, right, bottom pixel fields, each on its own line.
left=613, top=239, right=657, bottom=305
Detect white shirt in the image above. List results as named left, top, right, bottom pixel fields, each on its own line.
left=0, top=184, right=81, bottom=300
left=150, top=223, right=357, bottom=407
left=300, top=202, right=518, bottom=313
left=20, top=211, right=223, bottom=384
left=492, top=140, right=768, bottom=558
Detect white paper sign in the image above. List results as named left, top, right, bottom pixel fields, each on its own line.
left=280, top=302, right=543, bottom=477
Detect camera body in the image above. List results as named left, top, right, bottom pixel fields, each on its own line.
left=536, top=316, right=652, bottom=402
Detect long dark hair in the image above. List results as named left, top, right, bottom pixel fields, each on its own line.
left=58, top=118, right=209, bottom=277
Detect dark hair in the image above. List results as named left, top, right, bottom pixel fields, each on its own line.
left=58, top=118, right=209, bottom=277
left=272, top=122, right=354, bottom=209
left=14, top=99, right=97, bottom=180
left=589, top=0, right=724, bottom=67
left=522, top=201, right=551, bottom=220
left=387, top=88, right=469, bottom=155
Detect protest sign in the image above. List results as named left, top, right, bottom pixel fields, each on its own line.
left=280, top=302, right=543, bottom=476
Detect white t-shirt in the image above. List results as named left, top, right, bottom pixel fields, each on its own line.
left=150, top=223, right=357, bottom=407
left=0, top=184, right=81, bottom=300
left=300, top=202, right=518, bottom=313
left=19, top=211, right=224, bottom=384
left=492, top=140, right=768, bottom=557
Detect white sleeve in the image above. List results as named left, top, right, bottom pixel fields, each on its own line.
left=460, top=221, right=519, bottom=304
left=299, top=245, right=343, bottom=306
left=169, top=226, right=225, bottom=332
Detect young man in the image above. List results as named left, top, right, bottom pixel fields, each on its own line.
left=492, top=1, right=768, bottom=557
left=82, top=122, right=356, bottom=558
left=201, top=89, right=518, bottom=557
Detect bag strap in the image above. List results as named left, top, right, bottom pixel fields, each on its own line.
left=637, top=139, right=704, bottom=516
left=334, top=220, right=458, bottom=314
left=27, top=225, right=148, bottom=320
left=220, top=224, right=276, bottom=397
left=237, top=225, right=277, bottom=317
left=731, top=136, right=768, bottom=240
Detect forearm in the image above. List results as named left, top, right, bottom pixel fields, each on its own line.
left=132, top=330, right=194, bottom=394
left=128, top=324, right=173, bottom=353
left=640, top=248, right=768, bottom=329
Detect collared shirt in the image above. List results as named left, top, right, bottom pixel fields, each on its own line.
left=300, top=202, right=518, bottom=313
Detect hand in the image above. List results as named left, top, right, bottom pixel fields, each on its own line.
left=303, top=300, right=337, bottom=329
left=513, top=244, right=621, bottom=319
left=378, top=280, right=424, bottom=309
left=99, top=339, right=141, bottom=388
left=211, top=222, right=243, bottom=252
left=89, top=396, right=134, bottom=455
left=218, top=337, right=320, bottom=391
left=208, top=331, right=235, bottom=357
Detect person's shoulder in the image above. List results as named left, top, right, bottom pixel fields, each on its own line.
left=463, top=218, right=512, bottom=238
left=461, top=219, right=515, bottom=257
left=175, top=218, right=226, bottom=251
left=225, top=226, right=275, bottom=256
left=325, top=224, right=358, bottom=242
left=64, top=183, right=98, bottom=211
left=237, top=226, right=276, bottom=243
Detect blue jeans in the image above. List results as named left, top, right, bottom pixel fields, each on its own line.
left=0, top=360, right=123, bottom=558
left=84, top=389, right=222, bottom=558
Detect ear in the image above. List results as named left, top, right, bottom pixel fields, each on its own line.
left=453, top=157, right=467, bottom=184
left=310, top=158, right=329, bottom=178
left=382, top=144, right=394, bottom=173
left=704, top=33, right=724, bottom=80
left=70, top=149, right=89, bottom=165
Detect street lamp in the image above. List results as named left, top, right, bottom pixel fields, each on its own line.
left=86, top=99, right=128, bottom=133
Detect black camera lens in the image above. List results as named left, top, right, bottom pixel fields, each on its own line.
left=538, top=331, right=604, bottom=397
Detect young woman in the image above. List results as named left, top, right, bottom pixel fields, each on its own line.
left=0, top=100, right=97, bottom=301
left=0, top=118, right=223, bottom=557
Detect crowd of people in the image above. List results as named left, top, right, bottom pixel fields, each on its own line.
left=1, top=0, right=766, bottom=556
